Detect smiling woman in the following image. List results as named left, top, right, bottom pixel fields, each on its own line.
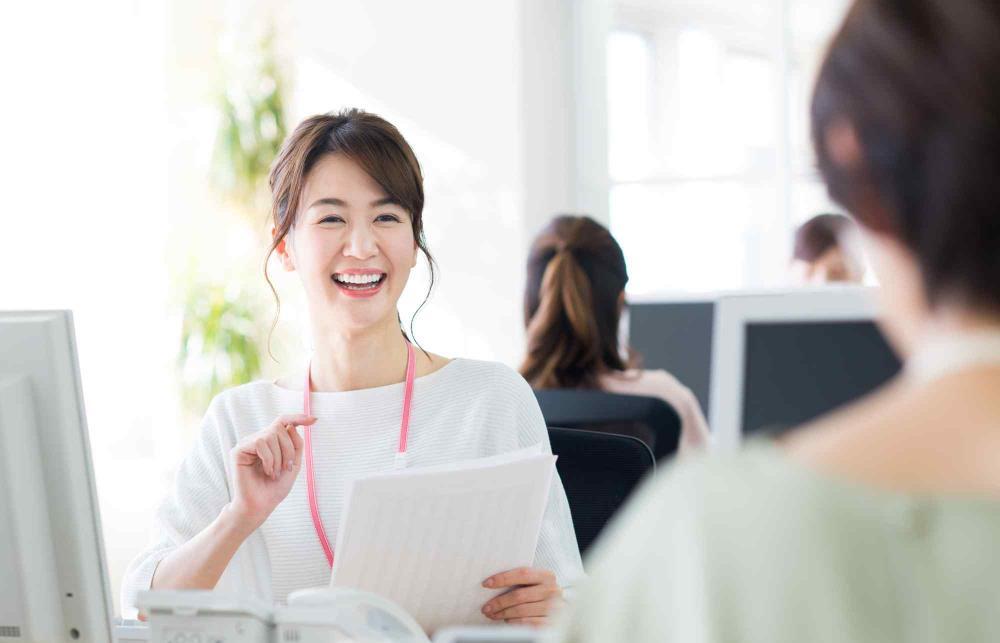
left=265, top=109, right=436, bottom=340
left=273, top=152, right=417, bottom=325
left=121, top=109, right=584, bottom=626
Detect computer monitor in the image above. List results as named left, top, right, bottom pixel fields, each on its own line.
left=709, top=289, right=902, bottom=450
left=627, top=298, right=715, bottom=414
left=0, top=311, right=113, bottom=642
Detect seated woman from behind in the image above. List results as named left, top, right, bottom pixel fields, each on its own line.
left=520, top=215, right=710, bottom=454
left=553, top=1, right=1000, bottom=641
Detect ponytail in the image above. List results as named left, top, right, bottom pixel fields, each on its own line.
left=520, top=215, right=631, bottom=389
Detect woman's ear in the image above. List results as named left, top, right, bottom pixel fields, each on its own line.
left=273, top=226, right=296, bottom=272
left=825, top=118, right=863, bottom=169
left=412, top=242, right=419, bottom=269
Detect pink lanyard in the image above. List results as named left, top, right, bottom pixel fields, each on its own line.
left=302, top=341, right=416, bottom=568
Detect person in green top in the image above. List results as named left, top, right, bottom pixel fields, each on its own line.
left=548, top=1, right=1000, bottom=641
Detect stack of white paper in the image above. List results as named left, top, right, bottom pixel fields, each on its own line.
left=329, top=444, right=556, bottom=633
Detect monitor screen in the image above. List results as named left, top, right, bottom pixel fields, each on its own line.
left=628, top=301, right=714, bottom=414
left=741, top=320, right=901, bottom=437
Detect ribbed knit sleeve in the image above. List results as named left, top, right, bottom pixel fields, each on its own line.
left=499, top=366, right=586, bottom=591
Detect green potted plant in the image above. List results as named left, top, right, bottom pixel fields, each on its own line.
left=177, top=27, right=288, bottom=415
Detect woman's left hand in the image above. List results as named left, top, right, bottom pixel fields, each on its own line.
left=481, top=567, right=564, bottom=627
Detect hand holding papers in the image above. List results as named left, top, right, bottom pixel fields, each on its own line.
left=330, top=445, right=556, bottom=633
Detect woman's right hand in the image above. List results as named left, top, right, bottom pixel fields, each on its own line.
left=228, top=414, right=316, bottom=530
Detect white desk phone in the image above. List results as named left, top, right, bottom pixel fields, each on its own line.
left=277, top=587, right=429, bottom=642
left=138, top=586, right=427, bottom=642
left=135, top=587, right=539, bottom=643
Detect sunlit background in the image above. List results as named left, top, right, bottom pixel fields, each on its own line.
left=1, top=0, right=850, bottom=613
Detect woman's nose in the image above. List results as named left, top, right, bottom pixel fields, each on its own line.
left=343, top=225, right=378, bottom=260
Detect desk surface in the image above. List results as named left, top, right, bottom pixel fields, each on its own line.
left=114, top=623, right=544, bottom=642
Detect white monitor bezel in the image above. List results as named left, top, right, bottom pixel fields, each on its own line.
left=708, top=287, right=882, bottom=451
left=0, top=310, right=113, bottom=641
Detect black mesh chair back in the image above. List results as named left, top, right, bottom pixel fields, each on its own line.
left=535, top=389, right=682, bottom=461
left=548, top=426, right=655, bottom=555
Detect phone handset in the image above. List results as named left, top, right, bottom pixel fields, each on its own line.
left=278, top=586, right=431, bottom=643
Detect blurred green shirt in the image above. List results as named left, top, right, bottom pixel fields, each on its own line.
left=551, top=442, right=1000, bottom=643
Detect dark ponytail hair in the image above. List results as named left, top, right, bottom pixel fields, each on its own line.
left=520, top=215, right=632, bottom=389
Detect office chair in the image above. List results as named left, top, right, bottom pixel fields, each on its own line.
left=548, top=427, right=655, bottom=555
left=534, top=389, right=682, bottom=461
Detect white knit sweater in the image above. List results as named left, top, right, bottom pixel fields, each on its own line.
left=121, top=359, right=585, bottom=617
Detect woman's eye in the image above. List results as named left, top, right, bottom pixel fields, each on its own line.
left=319, top=215, right=344, bottom=224
left=376, top=214, right=402, bottom=223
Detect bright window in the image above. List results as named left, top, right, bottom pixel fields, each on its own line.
left=607, top=0, right=851, bottom=295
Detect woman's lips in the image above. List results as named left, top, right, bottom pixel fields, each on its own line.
left=331, top=272, right=386, bottom=298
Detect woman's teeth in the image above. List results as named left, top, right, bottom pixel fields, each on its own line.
left=333, top=273, right=385, bottom=290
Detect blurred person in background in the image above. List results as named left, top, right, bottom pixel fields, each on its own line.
left=553, top=0, right=1000, bottom=640
left=790, top=212, right=866, bottom=284
left=520, top=215, right=710, bottom=454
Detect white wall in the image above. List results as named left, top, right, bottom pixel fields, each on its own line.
left=1, top=0, right=175, bottom=616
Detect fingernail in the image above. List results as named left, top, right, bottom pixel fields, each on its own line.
left=482, top=605, right=493, bottom=615
left=483, top=578, right=494, bottom=588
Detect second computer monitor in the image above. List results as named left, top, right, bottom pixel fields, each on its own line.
left=709, top=289, right=901, bottom=450
left=627, top=298, right=715, bottom=414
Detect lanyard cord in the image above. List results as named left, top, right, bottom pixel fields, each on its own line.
left=302, top=341, right=416, bottom=567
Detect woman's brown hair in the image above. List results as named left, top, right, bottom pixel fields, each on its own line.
left=812, top=0, right=1000, bottom=311
left=264, top=108, right=436, bottom=347
left=520, top=215, right=631, bottom=389
left=793, top=213, right=855, bottom=262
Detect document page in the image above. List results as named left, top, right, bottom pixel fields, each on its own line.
left=329, top=444, right=556, bottom=633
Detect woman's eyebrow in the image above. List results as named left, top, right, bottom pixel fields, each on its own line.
left=307, top=197, right=347, bottom=209
left=307, top=197, right=402, bottom=209
left=370, top=197, right=403, bottom=208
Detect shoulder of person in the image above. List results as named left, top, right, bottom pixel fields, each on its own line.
left=595, top=446, right=849, bottom=568
left=444, top=358, right=532, bottom=391
left=612, top=368, right=698, bottom=406
left=780, top=377, right=1000, bottom=495
left=191, top=381, right=278, bottom=446
left=204, top=380, right=276, bottom=415
left=643, top=368, right=694, bottom=393
left=442, top=359, right=542, bottom=422
left=570, top=446, right=879, bottom=642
